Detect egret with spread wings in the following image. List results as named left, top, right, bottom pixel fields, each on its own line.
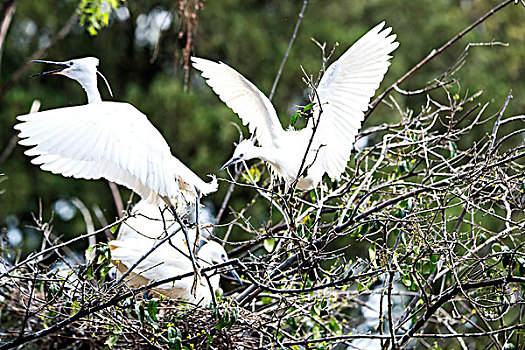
left=14, top=57, right=217, bottom=273
left=15, top=57, right=217, bottom=206
left=192, top=22, right=398, bottom=190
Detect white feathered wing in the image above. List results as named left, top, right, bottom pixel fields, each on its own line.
left=14, top=102, right=217, bottom=205
left=191, top=57, right=285, bottom=148
left=304, top=22, right=399, bottom=182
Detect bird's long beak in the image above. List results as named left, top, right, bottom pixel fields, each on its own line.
left=219, top=155, right=241, bottom=173
left=30, top=60, right=69, bottom=77
left=229, top=268, right=243, bottom=285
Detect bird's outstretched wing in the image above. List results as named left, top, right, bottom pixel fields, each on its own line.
left=306, top=22, right=398, bottom=180
left=191, top=57, right=284, bottom=148
left=15, top=101, right=216, bottom=205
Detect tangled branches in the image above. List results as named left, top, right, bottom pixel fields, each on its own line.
left=221, top=83, right=525, bottom=348
left=2, top=1, right=525, bottom=349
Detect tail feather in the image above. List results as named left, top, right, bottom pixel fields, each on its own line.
left=199, top=175, right=218, bottom=196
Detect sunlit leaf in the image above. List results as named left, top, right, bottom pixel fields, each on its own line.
left=368, top=243, right=376, bottom=263
left=263, top=238, right=275, bottom=252
left=147, top=299, right=158, bottom=322
left=104, top=334, right=119, bottom=348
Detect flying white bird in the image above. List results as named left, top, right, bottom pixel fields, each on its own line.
left=109, top=200, right=236, bottom=305
left=14, top=57, right=217, bottom=206
left=192, top=22, right=398, bottom=190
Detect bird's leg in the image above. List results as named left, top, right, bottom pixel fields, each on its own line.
left=159, top=206, right=168, bottom=239
left=167, top=203, right=201, bottom=297
left=190, top=190, right=203, bottom=296
left=312, top=186, right=323, bottom=240
left=193, top=190, right=201, bottom=252
left=203, top=273, right=217, bottom=309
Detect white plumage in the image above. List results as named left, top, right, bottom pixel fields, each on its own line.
left=14, top=57, right=217, bottom=206
left=109, top=200, right=227, bottom=305
left=192, top=22, right=398, bottom=190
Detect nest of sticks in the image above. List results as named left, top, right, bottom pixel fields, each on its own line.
left=0, top=261, right=268, bottom=350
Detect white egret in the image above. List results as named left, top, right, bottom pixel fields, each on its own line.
left=14, top=57, right=216, bottom=273
left=119, top=199, right=196, bottom=246
left=192, top=22, right=398, bottom=190
left=109, top=200, right=235, bottom=305
left=14, top=57, right=217, bottom=206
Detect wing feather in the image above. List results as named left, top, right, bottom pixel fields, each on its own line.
left=15, top=101, right=217, bottom=204
left=191, top=57, right=284, bottom=148
left=307, top=22, right=398, bottom=180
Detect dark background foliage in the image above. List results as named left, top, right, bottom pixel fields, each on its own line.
left=2, top=0, right=524, bottom=255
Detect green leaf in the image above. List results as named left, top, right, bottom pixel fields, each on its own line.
left=368, top=243, right=376, bottom=263
left=137, top=303, right=145, bottom=325
left=291, top=112, right=300, bottom=126
left=327, top=316, right=342, bottom=333
left=168, top=337, right=182, bottom=350
left=310, top=304, right=319, bottom=317
left=97, top=252, right=107, bottom=264
left=402, top=275, right=412, bottom=288
left=85, top=245, right=95, bottom=262
left=99, top=266, right=111, bottom=282
left=167, top=327, right=177, bottom=340
left=448, top=140, right=457, bottom=158
left=104, top=334, right=119, bottom=348
left=303, top=103, right=315, bottom=112
left=263, top=238, right=275, bottom=252
left=110, top=223, right=121, bottom=234
left=261, top=296, right=272, bottom=305
left=147, top=299, right=158, bottom=322
left=77, top=0, right=125, bottom=35
left=86, top=267, right=94, bottom=280
left=249, top=167, right=261, bottom=182
left=214, top=310, right=236, bottom=330
left=227, top=308, right=238, bottom=329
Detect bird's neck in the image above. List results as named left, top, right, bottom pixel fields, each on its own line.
left=77, top=76, right=101, bottom=104
left=253, top=145, right=281, bottom=165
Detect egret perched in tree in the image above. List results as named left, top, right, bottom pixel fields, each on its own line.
left=119, top=199, right=195, bottom=244
left=109, top=200, right=236, bottom=305
left=192, top=22, right=398, bottom=190
left=14, top=57, right=217, bottom=207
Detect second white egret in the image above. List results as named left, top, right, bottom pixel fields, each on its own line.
left=192, top=22, right=398, bottom=190
left=109, top=200, right=236, bottom=305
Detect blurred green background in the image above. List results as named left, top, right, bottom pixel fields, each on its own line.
left=1, top=0, right=524, bottom=255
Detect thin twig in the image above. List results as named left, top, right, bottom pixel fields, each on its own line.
left=365, top=0, right=515, bottom=122
left=268, top=0, right=308, bottom=101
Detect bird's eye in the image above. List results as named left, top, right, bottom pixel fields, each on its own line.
left=239, top=153, right=244, bottom=158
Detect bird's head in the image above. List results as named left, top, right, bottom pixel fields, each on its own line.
left=31, top=57, right=113, bottom=98
left=198, top=241, right=228, bottom=265
left=32, top=57, right=99, bottom=80
left=219, top=139, right=257, bottom=172
left=198, top=241, right=242, bottom=284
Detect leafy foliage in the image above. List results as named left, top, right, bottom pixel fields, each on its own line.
left=78, top=0, right=125, bottom=35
